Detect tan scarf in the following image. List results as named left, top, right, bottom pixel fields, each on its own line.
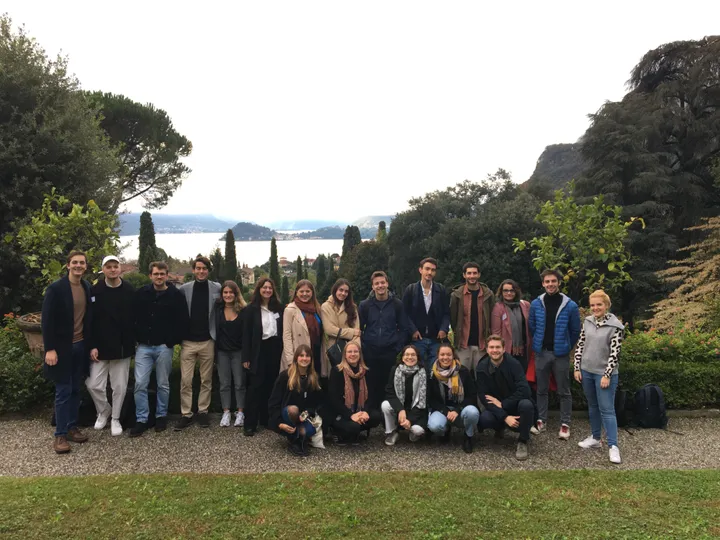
left=343, top=365, right=368, bottom=411
left=432, top=359, right=464, bottom=403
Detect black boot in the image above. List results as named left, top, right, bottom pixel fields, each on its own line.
left=462, top=434, right=473, bottom=454
left=288, top=438, right=304, bottom=456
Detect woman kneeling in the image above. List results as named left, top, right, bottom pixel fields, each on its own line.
left=329, top=342, right=382, bottom=445
left=268, top=344, right=323, bottom=456
left=427, top=344, right=480, bottom=453
left=382, top=345, right=428, bottom=446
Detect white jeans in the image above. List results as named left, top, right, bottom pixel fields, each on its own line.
left=86, top=358, right=131, bottom=420
left=381, top=400, right=425, bottom=439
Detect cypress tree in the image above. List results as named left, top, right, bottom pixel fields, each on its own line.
left=281, top=276, right=290, bottom=305
left=223, top=229, right=238, bottom=282
left=209, top=247, right=224, bottom=282
left=376, top=220, right=387, bottom=242
left=295, top=256, right=304, bottom=280
left=315, top=254, right=327, bottom=297
left=138, top=211, right=158, bottom=273
left=269, top=237, right=281, bottom=288
left=320, top=268, right=338, bottom=301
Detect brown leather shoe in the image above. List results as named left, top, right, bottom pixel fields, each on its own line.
left=54, top=436, right=71, bottom=454
left=66, top=427, right=89, bottom=443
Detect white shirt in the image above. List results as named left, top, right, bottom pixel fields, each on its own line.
left=423, top=285, right=432, bottom=314
left=261, top=306, right=278, bottom=339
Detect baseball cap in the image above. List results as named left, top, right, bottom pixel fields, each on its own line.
left=102, top=255, right=121, bottom=266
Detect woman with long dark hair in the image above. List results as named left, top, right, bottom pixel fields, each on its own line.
left=320, top=278, right=361, bottom=378
left=491, top=279, right=532, bottom=371
left=242, top=277, right=284, bottom=436
left=283, top=279, right=323, bottom=374
left=214, top=280, right=247, bottom=428
left=268, top=344, right=324, bottom=456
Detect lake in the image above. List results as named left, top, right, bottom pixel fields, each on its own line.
left=120, top=233, right=344, bottom=267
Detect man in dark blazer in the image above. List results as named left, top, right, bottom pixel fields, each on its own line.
left=42, top=250, right=93, bottom=454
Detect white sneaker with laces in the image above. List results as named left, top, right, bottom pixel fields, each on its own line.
left=578, top=435, right=602, bottom=449
left=530, top=420, right=545, bottom=435
left=110, top=419, right=123, bottom=436
left=558, top=424, right=570, bottom=440
left=220, top=410, right=231, bottom=427
left=234, top=411, right=245, bottom=427
left=609, top=445, right=622, bottom=464
left=384, top=431, right=399, bottom=446
left=94, top=410, right=110, bottom=430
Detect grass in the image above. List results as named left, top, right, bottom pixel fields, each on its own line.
left=1, top=470, right=719, bottom=539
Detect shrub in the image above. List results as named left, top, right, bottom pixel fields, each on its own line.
left=622, top=329, right=720, bottom=364
left=122, top=272, right=151, bottom=289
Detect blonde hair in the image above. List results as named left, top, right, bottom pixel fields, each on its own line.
left=589, top=289, right=612, bottom=309
left=287, top=344, right=321, bottom=392
left=336, top=342, right=369, bottom=372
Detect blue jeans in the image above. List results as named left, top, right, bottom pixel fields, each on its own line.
left=54, top=341, right=87, bottom=437
left=414, top=338, right=440, bottom=372
left=427, top=406, right=480, bottom=437
left=581, top=370, right=619, bottom=447
left=281, top=407, right=316, bottom=441
left=134, top=344, right=173, bottom=423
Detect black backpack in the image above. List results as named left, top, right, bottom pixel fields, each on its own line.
left=614, top=388, right=629, bottom=428
left=631, top=384, right=668, bottom=429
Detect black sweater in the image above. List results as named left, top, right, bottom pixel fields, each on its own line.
left=133, top=283, right=188, bottom=347
left=214, top=303, right=245, bottom=352
left=328, top=367, right=373, bottom=420
left=268, top=370, right=324, bottom=430
left=89, top=279, right=136, bottom=360
left=542, top=292, right=562, bottom=350
left=476, top=353, right=532, bottom=421
left=385, top=365, right=425, bottom=413
left=427, top=365, right=478, bottom=415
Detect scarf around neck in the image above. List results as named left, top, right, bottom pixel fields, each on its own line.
left=394, top=364, right=427, bottom=410
left=294, top=299, right=321, bottom=346
left=503, top=301, right=525, bottom=355
left=342, top=364, right=368, bottom=411
left=432, top=359, right=464, bottom=403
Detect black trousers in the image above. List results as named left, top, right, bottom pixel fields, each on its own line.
left=478, top=398, right=535, bottom=443
left=364, top=348, right=397, bottom=410
left=245, top=336, right=281, bottom=430
left=332, top=409, right=383, bottom=440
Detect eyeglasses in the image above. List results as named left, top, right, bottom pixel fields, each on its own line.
left=502, top=289, right=515, bottom=293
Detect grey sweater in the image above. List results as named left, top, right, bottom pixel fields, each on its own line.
left=573, top=314, right=624, bottom=377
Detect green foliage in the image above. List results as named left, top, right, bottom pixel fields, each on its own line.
left=137, top=211, right=158, bottom=274
left=295, top=256, right=304, bottom=280
left=269, top=238, right=281, bottom=288
left=376, top=221, right=387, bottom=242
left=9, top=190, right=120, bottom=291
left=281, top=276, right=290, bottom=305
left=122, top=272, right=151, bottom=289
left=340, top=225, right=362, bottom=277
left=209, top=247, right=223, bottom=283
left=513, top=185, right=640, bottom=301
left=315, top=254, right=327, bottom=297
left=85, top=91, right=192, bottom=212
left=183, top=272, right=194, bottom=283
left=348, top=240, right=390, bottom=300
left=0, top=315, right=53, bottom=413
left=223, top=229, right=238, bottom=282
left=319, top=268, right=338, bottom=301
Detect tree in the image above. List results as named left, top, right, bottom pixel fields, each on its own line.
left=281, top=276, right=290, bottom=305
left=340, top=225, right=362, bottom=277
left=209, top=247, right=224, bottom=283
left=350, top=240, right=390, bottom=300
left=86, top=91, right=192, bottom=212
left=320, top=268, right=338, bottom=301
left=10, top=190, right=120, bottom=292
left=269, top=238, right=281, bottom=288
left=376, top=221, right=388, bottom=242
left=513, top=184, right=641, bottom=303
left=295, top=256, right=304, bottom=280
left=315, top=254, right=328, bottom=298
left=138, top=211, right=158, bottom=274
left=223, top=229, right=238, bottom=282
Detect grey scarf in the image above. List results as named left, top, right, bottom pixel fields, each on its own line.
left=394, top=364, right=427, bottom=410
left=504, top=301, right=525, bottom=355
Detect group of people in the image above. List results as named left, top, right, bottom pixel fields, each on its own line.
left=42, top=252, right=625, bottom=464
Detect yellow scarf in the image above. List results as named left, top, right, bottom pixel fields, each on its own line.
left=432, top=360, right=463, bottom=402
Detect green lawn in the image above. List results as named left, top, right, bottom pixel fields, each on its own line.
left=1, top=470, right=718, bottom=539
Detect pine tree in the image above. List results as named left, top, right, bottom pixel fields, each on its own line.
left=138, top=211, right=158, bottom=273
left=376, top=221, right=387, bottom=242
left=223, top=229, right=238, bottom=282
left=340, top=225, right=362, bottom=279
left=315, top=254, right=327, bottom=298
left=281, top=276, right=290, bottom=305
left=269, top=237, right=281, bottom=288
left=295, top=256, right=304, bottom=280
left=320, top=268, right=338, bottom=301
left=209, top=247, right=224, bottom=282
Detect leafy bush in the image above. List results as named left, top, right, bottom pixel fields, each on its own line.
left=622, top=329, right=720, bottom=364
left=0, top=315, right=53, bottom=413
left=122, top=272, right=151, bottom=289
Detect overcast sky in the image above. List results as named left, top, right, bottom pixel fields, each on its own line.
left=5, top=1, right=719, bottom=224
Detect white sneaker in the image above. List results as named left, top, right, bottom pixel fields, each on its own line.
left=384, top=431, right=399, bottom=446
left=558, top=424, right=570, bottom=440
left=530, top=420, right=545, bottom=435
left=578, top=435, right=602, bottom=449
left=110, top=419, right=123, bottom=436
left=234, top=411, right=245, bottom=427
left=609, top=445, right=622, bottom=464
left=408, top=425, right=425, bottom=442
left=94, top=411, right=110, bottom=430
left=220, top=411, right=231, bottom=427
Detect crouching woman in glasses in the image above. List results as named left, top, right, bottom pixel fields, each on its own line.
left=268, top=344, right=323, bottom=456
left=381, top=345, right=428, bottom=446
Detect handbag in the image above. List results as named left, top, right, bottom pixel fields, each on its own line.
left=309, top=413, right=325, bottom=449
left=326, top=329, right=349, bottom=366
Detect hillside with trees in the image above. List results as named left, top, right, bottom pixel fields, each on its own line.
left=226, top=222, right=276, bottom=241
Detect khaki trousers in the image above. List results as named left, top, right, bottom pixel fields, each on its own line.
left=457, top=346, right=485, bottom=373
left=180, top=339, right=215, bottom=416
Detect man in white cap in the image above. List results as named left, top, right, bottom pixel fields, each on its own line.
left=86, top=255, right=136, bottom=436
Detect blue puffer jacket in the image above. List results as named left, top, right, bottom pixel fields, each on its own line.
left=528, top=293, right=581, bottom=356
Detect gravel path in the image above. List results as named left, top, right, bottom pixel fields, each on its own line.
left=1, top=415, right=717, bottom=478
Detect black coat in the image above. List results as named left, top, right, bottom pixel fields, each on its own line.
left=476, top=353, right=532, bottom=422
left=328, top=366, right=373, bottom=420
left=89, top=279, right=136, bottom=360
left=427, top=365, right=477, bottom=415
left=133, top=283, right=188, bottom=347
left=243, top=303, right=284, bottom=375
left=267, top=369, right=323, bottom=430
left=41, top=276, right=93, bottom=382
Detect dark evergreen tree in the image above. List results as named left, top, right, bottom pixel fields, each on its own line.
left=138, top=211, right=158, bottom=273
left=315, top=254, right=327, bottom=298
left=223, top=229, right=238, bottom=282
left=377, top=221, right=387, bottom=242
left=350, top=240, right=391, bottom=300
left=209, top=247, right=223, bottom=282
left=320, top=268, right=338, bottom=301
left=295, top=256, right=304, bottom=280
left=269, top=237, right=281, bottom=288
left=281, top=276, right=290, bottom=305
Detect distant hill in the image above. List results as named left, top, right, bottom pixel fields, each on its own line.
left=292, top=225, right=377, bottom=240
left=227, top=221, right=277, bottom=241
left=266, top=219, right=344, bottom=231
left=521, top=143, right=585, bottom=199
left=352, top=215, right=394, bottom=230
left=119, top=213, right=233, bottom=235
